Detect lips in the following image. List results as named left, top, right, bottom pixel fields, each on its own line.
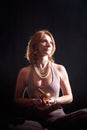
left=45, top=47, right=51, bottom=51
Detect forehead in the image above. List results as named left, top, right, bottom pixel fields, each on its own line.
left=41, top=34, right=52, bottom=41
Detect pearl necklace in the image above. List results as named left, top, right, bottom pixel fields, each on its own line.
left=34, top=61, right=50, bottom=78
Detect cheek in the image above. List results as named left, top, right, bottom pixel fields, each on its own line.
left=37, top=46, right=43, bottom=54
left=38, top=45, right=42, bottom=51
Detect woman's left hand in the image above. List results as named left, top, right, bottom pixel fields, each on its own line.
left=42, top=97, right=57, bottom=106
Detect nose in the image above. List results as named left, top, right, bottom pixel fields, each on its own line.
left=46, top=41, right=51, bottom=47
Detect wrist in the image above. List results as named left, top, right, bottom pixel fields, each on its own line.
left=54, top=98, right=58, bottom=104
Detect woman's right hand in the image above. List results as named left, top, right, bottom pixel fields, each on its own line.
left=31, top=98, right=50, bottom=110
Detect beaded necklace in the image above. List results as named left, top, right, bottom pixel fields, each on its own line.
left=34, top=61, right=50, bottom=78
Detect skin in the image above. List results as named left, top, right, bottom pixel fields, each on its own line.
left=14, top=34, right=73, bottom=110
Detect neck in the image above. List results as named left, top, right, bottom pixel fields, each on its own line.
left=36, top=56, right=49, bottom=68
left=34, top=57, right=50, bottom=79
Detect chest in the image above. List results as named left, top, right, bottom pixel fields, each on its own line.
left=33, top=69, right=52, bottom=87
left=26, top=66, right=60, bottom=97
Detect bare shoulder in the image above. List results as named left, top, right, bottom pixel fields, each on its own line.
left=52, top=62, right=69, bottom=79
left=18, top=65, right=32, bottom=76
left=16, top=65, right=33, bottom=85
left=52, top=62, right=67, bottom=72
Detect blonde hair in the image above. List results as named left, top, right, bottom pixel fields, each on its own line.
left=25, top=30, right=56, bottom=64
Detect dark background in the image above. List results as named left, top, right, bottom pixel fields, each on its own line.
left=0, top=0, right=87, bottom=124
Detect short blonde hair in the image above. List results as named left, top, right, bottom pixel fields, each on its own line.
left=26, top=30, right=56, bottom=64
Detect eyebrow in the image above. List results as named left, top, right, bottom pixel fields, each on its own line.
left=41, top=38, right=52, bottom=42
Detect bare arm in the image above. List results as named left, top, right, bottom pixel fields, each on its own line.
left=14, top=68, right=34, bottom=107
left=41, top=64, right=73, bottom=107
left=55, top=65, right=73, bottom=104
left=14, top=67, right=42, bottom=108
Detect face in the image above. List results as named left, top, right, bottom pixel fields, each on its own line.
left=37, top=34, right=53, bottom=56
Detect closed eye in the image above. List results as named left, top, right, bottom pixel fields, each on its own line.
left=41, top=39, right=52, bottom=45
left=41, top=39, right=48, bottom=43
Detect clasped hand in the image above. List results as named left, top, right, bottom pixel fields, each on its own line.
left=32, top=97, right=58, bottom=110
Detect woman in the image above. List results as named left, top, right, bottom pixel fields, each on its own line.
left=14, top=30, right=87, bottom=130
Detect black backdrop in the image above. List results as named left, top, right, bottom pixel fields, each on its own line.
left=0, top=0, right=87, bottom=123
